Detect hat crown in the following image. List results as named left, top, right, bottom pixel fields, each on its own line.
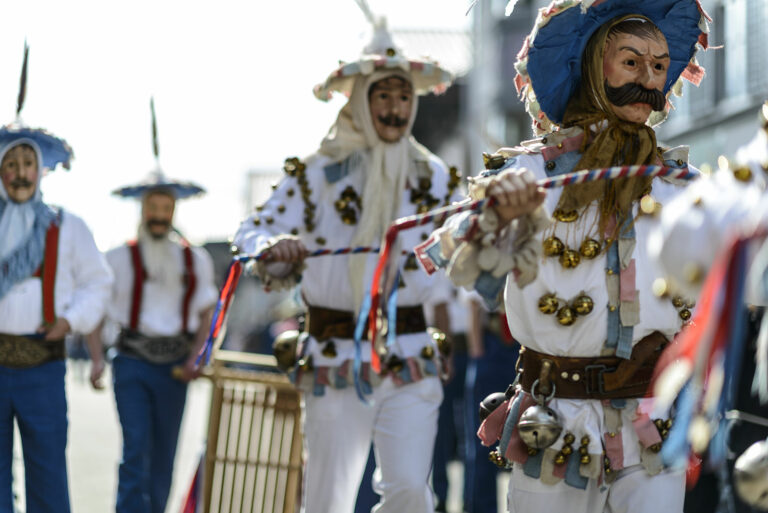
left=362, top=18, right=400, bottom=57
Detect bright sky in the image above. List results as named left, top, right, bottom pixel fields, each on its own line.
left=0, top=0, right=472, bottom=250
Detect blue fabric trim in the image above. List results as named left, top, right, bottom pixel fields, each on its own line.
left=664, top=158, right=687, bottom=169
left=334, top=372, right=348, bottom=389
left=618, top=213, right=635, bottom=240
left=543, top=150, right=582, bottom=178
left=0, top=201, right=58, bottom=301
left=323, top=156, right=353, bottom=184
left=526, top=0, right=704, bottom=123
left=399, top=364, right=412, bottom=384
left=605, top=239, right=621, bottom=351
left=423, top=359, right=437, bottom=376
left=522, top=450, right=544, bottom=479
left=610, top=399, right=627, bottom=409
left=113, top=182, right=205, bottom=200
left=498, top=394, right=523, bottom=458
left=616, top=326, right=634, bottom=359
left=474, top=271, right=506, bottom=311
left=353, top=293, right=373, bottom=402
left=424, top=240, right=449, bottom=268
left=386, top=271, right=400, bottom=349
left=564, top=450, right=589, bottom=489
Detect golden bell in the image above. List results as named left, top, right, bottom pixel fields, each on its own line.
left=334, top=199, right=348, bottom=211
left=580, top=435, right=590, bottom=446
left=572, top=295, right=594, bottom=316
left=661, top=429, right=669, bottom=439
left=321, top=341, right=337, bottom=358
left=272, top=330, right=299, bottom=372
left=654, top=419, right=664, bottom=429
left=420, top=346, right=435, bottom=359
left=561, top=445, right=573, bottom=456
left=417, top=204, right=429, bottom=214
left=542, top=237, right=565, bottom=257
left=553, top=209, right=579, bottom=223
left=527, top=447, right=539, bottom=456
left=580, top=454, right=591, bottom=465
left=563, top=433, right=575, bottom=445
left=556, top=306, right=576, bottom=326
left=538, top=294, right=559, bottom=315
left=554, top=453, right=566, bottom=465
left=672, top=297, right=685, bottom=308
left=578, top=446, right=588, bottom=456
left=430, top=328, right=451, bottom=356
left=418, top=177, right=432, bottom=191
left=733, top=166, right=753, bottom=182
left=559, top=249, right=581, bottom=269
left=649, top=443, right=662, bottom=453
left=580, top=239, right=601, bottom=259
left=482, top=152, right=506, bottom=170
left=679, top=309, right=692, bottom=321
left=665, top=419, right=673, bottom=429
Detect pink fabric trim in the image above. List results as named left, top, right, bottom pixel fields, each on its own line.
left=541, top=135, right=583, bottom=161
left=682, top=61, right=706, bottom=86
left=515, top=74, right=525, bottom=95
left=505, top=394, right=536, bottom=464
left=603, top=214, right=617, bottom=238
left=477, top=399, right=510, bottom=446
left=338, top=360, right=350, bottom=379
left=605, top=432, right=624, bottom=470
left=316, top=367, right=331, bottom=386
left=633, top=413, right=662, bottom=448
left=407, top=358, right=423, bottom=382
left=620, top=259, right=637, bottom=302
left=553, top=460, right=568, bottom=479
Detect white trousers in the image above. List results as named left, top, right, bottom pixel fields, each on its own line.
left=301, top=376, right=442, bottom=513
left=508, top=464, right=685, bottom=513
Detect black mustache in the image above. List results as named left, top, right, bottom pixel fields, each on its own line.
left=9, top=179, right=33, bottom=188
left=377, top=115, right=409, bottom=127
left=604, top=81, right=666, bottom=112
left=146, top=219, right=171, bottom=228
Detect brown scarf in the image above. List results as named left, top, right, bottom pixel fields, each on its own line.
left=557, top=15, right=661, bottom=237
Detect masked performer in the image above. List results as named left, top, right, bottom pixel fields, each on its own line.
left=417, top=1, right=710, bottom=511
left=88, top=100, right=218, bottom=513
left=233, top=18, right=460, bottom=513
left=0, top=46, right=113, bottom=513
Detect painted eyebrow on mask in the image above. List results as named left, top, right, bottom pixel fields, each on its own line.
left=619, top=46, right=670, bottom=60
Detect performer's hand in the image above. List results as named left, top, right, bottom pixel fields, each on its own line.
left=267, top=237, right=309, bottom=264
left=38, top=318, right=71, bottom=341
left=174, top=357, right=202, bottom=383
left=487, top=168, right=546, bottom=225
left=90, top=358, right=105, bottom=390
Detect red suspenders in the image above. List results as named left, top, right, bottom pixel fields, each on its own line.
left=33, top=215, right=61, bottom=327
left=127, top=240, right=197, bottom=334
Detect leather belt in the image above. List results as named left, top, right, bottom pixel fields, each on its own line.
left=306, top=305, right=426, bottom=341
left=519, top=331, right=668, bottom=400
left=0, top=333, right=66, bottom=369
left=117, top=329, right=194, bottom=364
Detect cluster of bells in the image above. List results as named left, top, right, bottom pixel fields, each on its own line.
left=284, top=157, right=317, bottom=233
left=542, top=234, right=602, bottom=269
left=410, top=176, right=441, bottom=214
left=334, top=186, right=362, bottom=225
left=538, top=292, right=594, bottom=326
left=444, top=166, right=461, bottom=204
left=649, top=417, right=673, bottom=453
left=670, top=296, right=694, bottom=322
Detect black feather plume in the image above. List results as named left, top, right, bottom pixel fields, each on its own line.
left=150, top=97, right=159, bottom=160
left=16, top=42, right=29, bottom=118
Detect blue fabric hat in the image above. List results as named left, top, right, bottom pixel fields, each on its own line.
left=112, top=170, right=205, bottom=200
left=515, top=0, right=710, bottom=130
left=0, top=124, right=73, bottom=171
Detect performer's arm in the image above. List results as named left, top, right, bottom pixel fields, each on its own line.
left=85, top=322, right=105, bottom=390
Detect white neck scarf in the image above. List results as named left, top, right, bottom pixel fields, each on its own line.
left=0, top=140, right=44, bottom=261
left=318, top=70, right=419, bottom=311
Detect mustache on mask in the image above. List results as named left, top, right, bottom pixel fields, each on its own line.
left=146, top=219, right=171, bottom=229
left=9, top=179, right=33, bottom=189
left=604, top=81, right=666, bottom=112
left=377, top=114, right=409, bottom=128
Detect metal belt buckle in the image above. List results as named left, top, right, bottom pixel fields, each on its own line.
left=584, top=364, right=617, bottom=395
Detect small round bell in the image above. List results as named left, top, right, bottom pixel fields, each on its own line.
left=556, top=306, right=577, bottom=326
left=734, top=439, right=768, bottom=510
left=559, top=249, right=581, bottom=269
left=479, top=392, right=508, bottom=421
left=671, top=296, right=685, bottom=308
left=517, top=404, right=564, bottom=449
left=272, top=330, right=300, bottom=372
left=572, top=295, right=594, bottom=316
left=679, top=309, right=692, bottom=321
left=538, top=294, right=560, bottom=315
left=429, top=328, right=452, bottom=356
left=321, top=341, right=337, bottom=358
left=542, top=237, right=565, bottom=257
left=579, top=239, right=601, bottom=259
left=553, top=209, right=579, bottom=223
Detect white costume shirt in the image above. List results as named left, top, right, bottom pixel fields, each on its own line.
left=0, top=210, right=113, bottom=335
left=234, top=150, right=459, bottom=366
left=104, top=238, right=218, bottom=337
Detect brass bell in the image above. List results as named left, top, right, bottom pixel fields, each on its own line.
left=430, top=328, right=451, bottom=356
left=384, top=354, right=405, bottom=373
left=649, top=443, right=662, bottom=453
left=542, top=236, right=565, bottom=257
left=479, top=392, right=508, bottom=421
left=417, top=204, right=429, bottom=214
left=517, top=404, right=564, bottom=449
left=420, top=345, right=435, bottom=359
left=579, top=239, right=601, bottom=259
left=538, top=294, right=560, bottom=315
left=553, top=209, right=579, bottom=223
left=654, top=419, right=664, bottom=429
left=661, top=429, right=669, bottom=439
left=527, top=447, right=539, bottom=456
left=404, top=254, right=419, bottom=271
left=734, top=439, right=768, bottom=509
left=563, top=433, right=576, bottom=445
left=559, top=249, right=581, bottom=269
left=272, top=330, right=299, bottom=372
left=733, top=166, right=753, bottom=182
left=561, top=445, right=573, bottom=456
left=580, top=454, right=591, bottom=465
left=672, top=296, right=685, bottom=308
left=554, top=453, right=566, bottom=465
left=578, top=446, right=588, bottom=456
left=665, top=419, right=673, bottom=430
left=556, top=306, right=577, bottom=326
left=572, top=295, right=594, bottom=316
left=679, top=309, right=692, bottom=321
left=488, top=450, right=506, bottom=468
left=482, top=152, right=506, bottom=170
left=418, top=177, right=432, bottom=191
left=334, top=199, right=348, bottom=211
left=321, top=341, right=337, bottom=358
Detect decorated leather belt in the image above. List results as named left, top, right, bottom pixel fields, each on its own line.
left=518, top=331, right=668, bottom=400
left=0, top=333, right=66, bottom=369
left=118, top=329, right=193, bottom=364
left=306, top=304, right=426, bottom=341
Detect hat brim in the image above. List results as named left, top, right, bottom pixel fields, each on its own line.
left=518, top=0, right=709, bottom=126
left=0, top=125, right=73, bottom=171
left=112, top=180, right=205, bottom=200
left=313, top=54, right=453, bottom=101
